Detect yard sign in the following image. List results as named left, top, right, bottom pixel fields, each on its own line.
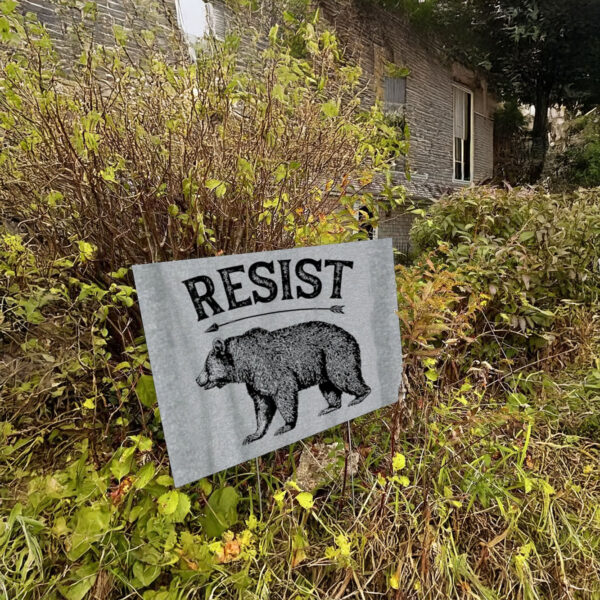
left=133, top=239, right=402, bottom=487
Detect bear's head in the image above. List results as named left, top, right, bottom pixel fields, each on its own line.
left=196, top=339, right=235, bottom=390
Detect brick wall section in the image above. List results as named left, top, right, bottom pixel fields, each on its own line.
left=318, top=0, right=495, bottom=199
left=377, top=211, right=415, bottom=261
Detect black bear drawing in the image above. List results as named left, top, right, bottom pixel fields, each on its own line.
left=195, top=321, right=371, bottom=445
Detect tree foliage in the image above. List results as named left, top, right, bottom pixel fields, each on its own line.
left=554, top=108, right=600, bottom=188
left=377, top=0, right=600, bottom=180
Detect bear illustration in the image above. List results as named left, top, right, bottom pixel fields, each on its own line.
left=195, top=321, right=371, bottom=445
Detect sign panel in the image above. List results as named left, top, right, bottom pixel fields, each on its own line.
left=133, top=239, right=402, bottom=487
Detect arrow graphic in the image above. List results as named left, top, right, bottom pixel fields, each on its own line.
left=205, top=305, right=345, bottom=333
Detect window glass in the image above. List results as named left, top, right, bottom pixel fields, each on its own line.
left=176, top=0, right=208, bottom=40
left=453, top=86, right=472, bottom=182
left=383, top=76, right=406, bottom=113
left=176, top=1, right=225, bottom=43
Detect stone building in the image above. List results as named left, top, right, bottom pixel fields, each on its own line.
left=315, top=1, right=495, bottom=254
left=19, top=0, right=495, bottom=256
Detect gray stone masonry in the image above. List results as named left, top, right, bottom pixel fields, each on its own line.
left=316, top=1, right=495, bottom=254
left=18, top=0, right=495, bottom=255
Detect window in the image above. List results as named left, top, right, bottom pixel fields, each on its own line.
left=206, top=2, right=226, bottom=40
left=453, top=85, right=473, bottom=182
left=175, top=0, right=226, bottom=45
left=383, top=76, right=407, bottom=113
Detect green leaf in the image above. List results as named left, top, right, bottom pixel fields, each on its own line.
left=272, top=83, right=285, bottom=101
left=74, top=507, right=111, bottom=537
left=168, top=491, right=191, bottom=523
left=519, top=230, right=535, bottom=242
left=206, top=179, right=227, bottom=198
left=157, top=491, right=179, bottom=515
left=268, top=24, right=279, bottom=45
left=274, top=163, right=287, bottom=183
left=198, top=478, right=212, bottom=496
left=67, top=507, right=110, bottom=560
left=100, top=165, right=116, bottom=182
left=110, top=446, right=135, bottom=480
left=425, top=369, right=438, bottom=382
left=1, top=1, right=18, bottom=15
left=134, top=462, right=155, bottom=490
left=156, top=475, right=174, bottom=487
left=199, top=486, right=239, bottom=538
left=237, top=157, right=255, bottom=179
left=321, top=100, right=339, bottom=118
left=136, top=375, right=157, bottom=408
left=59, top=562, right=98, bottom=600
left=132, top=561, right=161, bottom=587
left=113, top=24, right=127, bottom=46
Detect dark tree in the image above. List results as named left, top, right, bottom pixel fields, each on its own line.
left=377, top=0, right=600, bottom=181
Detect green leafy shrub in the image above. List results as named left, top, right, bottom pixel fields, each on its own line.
left=1, top=2, right=600, bottom=599
left=0, top=3, right=406, bottom=278
left=411, top=186, right=600, bottom=358
left=0, top=3, right=410, bottom=598
left=558, top=109, right=600, bottom=187
left=2, top=194, right=600, bottom=598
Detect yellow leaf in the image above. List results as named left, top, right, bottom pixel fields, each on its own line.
left=291, top=548, right=307, bottom=567
left=397, top=475, right=410, bottom=487
left=335, top=534, right=351, bottom=557
left=245, top=514, right=258, bottom=531
left=392, top=452, right=406, bottom=471
left=273, top=490, right=286, bottom=508
left=296, top=492, right=314, bottom=510
left=77, top=240, right=96, bottom=262
left=82, top=398, right=95, bottom=410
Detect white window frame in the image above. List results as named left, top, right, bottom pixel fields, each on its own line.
left=452, top=84, right=474, bottom=184
left=175, top=0, right=226, bottom=48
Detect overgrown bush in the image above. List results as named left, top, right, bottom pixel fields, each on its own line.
left=0, top=3, right=405, bottom=278
left=1, top=2, right=599, bottom=598
left=0, top=3, right=412, bottom=597
left=556, top=108, right=600, bottom=188
left=3, top=220, right=599, bottom=599
left=411, top=186, right=600, bottom=360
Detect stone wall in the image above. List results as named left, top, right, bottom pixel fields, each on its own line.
left=318, top=1, right=495, bottom=197
left=18, top=0, right=495, bottom=255
left=317, top=1, right=495, bottom=253
left=19, top=0, right=180, bottom=62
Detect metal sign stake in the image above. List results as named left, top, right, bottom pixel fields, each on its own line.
left=347, top=420, right=356, bottom=513
left=255, top=457, right=263, bottom=520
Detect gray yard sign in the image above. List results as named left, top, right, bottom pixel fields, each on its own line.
left=133, top=239, right=402, bottom=487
